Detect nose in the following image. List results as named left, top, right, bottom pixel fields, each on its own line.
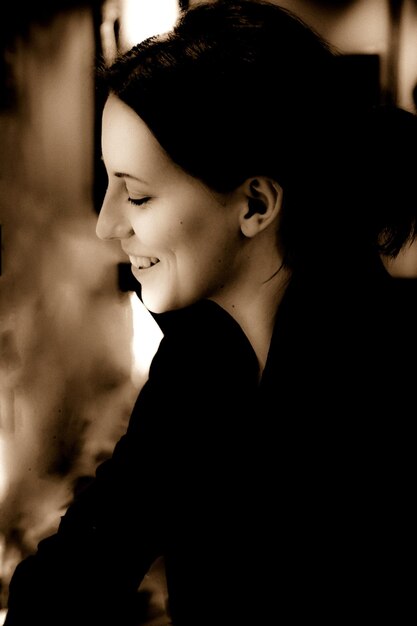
left=96, top=191, right=134, bottom=241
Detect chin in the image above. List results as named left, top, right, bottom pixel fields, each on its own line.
left=141, top=300, right=165, bottom=314
left=141, top=292, right=172, bottom=314
left=142, top=291, right=195, bottom=315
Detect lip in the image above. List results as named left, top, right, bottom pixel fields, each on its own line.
left=131, top=262, right=159, bottom=281
left=121, top=246, right=155, bottom=258
left=129, top=254, right=159, bottom=268
left=122, top=246, right=160, bottom=268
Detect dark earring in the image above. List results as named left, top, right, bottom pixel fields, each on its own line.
left=245, top=197, right=267, bottom=218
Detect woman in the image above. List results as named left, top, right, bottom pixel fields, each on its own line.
left=5, top=1, right=414, bottom=624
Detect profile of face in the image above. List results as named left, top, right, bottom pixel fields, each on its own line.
left=97, top=95, right=248, bottom=314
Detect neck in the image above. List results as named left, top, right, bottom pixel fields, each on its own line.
left=211, top=256, right=291, bottom=376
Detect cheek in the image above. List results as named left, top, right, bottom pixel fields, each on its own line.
left=177, top=220, right=238, bottom=284
left=135, top=194, right=232, bottom=262
left=132, top=212, right=175, bottom=249
left=161, top=211, right=212, bottom=255
left=176, top=203, right=229, bottom=251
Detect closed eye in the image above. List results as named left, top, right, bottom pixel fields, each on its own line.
left=127, top=196, right=151, bottom=207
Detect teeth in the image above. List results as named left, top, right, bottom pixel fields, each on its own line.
left=129, top=255, right=160, bottom=270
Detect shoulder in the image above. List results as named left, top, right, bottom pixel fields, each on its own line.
left=127, top=301, right=259, bottom=459
left=151, top=299, right=259, bottom=383
left=127, top=300, right=259, bottom=432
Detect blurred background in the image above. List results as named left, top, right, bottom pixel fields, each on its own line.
left=1, top=0, right=417, bottom=623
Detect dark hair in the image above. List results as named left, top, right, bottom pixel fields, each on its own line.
left=362, top=105, right=417, bottom=257
left=97, top=0, right=416, bottom=271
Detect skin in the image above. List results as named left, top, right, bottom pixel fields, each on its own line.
left=97, top=94, right=290, bottom=372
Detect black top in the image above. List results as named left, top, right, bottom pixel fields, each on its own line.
left=5, top=268, right=414, bottom=625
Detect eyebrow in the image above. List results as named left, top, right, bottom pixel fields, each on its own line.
left=114, top=172, right=149, bottom=185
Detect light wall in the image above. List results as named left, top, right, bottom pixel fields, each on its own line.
left=0, top=6, right=139, bottom=591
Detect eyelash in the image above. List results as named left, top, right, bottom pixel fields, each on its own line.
left=127, top=196, right=151, bottom=207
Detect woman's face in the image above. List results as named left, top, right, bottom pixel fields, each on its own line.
left=97, top=95, right=244, bottom=313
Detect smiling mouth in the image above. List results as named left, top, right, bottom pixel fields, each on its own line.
left=129, top=255, right=160, bottom=270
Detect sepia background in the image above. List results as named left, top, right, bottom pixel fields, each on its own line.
left=1, top=1, right=417, bottom=623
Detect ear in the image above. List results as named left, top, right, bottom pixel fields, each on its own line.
left=239, top=177, right=283, bottom=238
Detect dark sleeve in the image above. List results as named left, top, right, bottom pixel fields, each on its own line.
left=5, top=301, right=259, bottom=626
left=5, top=406, right=166, bottom=625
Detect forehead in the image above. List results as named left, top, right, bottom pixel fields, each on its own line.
left=101, top=94, right=172, bottom=179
